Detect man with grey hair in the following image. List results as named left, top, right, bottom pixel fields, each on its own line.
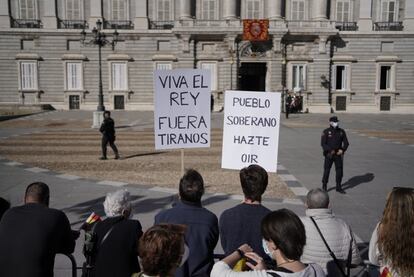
left=90, top=190, right=143, bottom=277
left=301, top=188, right=361, bottom=276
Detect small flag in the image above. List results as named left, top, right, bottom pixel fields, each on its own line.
left=86, top=212, right=101, bottom=224
left=380, top=267, right=392, bottom=277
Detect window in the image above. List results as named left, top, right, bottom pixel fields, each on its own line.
left=200, top=62, right=217, bottom=90
left=201, top=0, right=217, bottom=20
left=292, top=64, right=306, bottom=91
left=156, top=62, right=172, bottom=70
left=18, top=0, right=37, bottom=19
left=381, top=0, right=397, bottom=22
left=19, top=61, right=38, bottom=90
left=336, top=1, right=350, bottom=22
left=110, top=0, right=128, bottom=20
left=157, top=0, right=172, bottom=21
left=379, top=65, right=392, bottom=90
left=291, top=0, right=305, bottom=20
left=64, top=0, right=83, bottom=20
left=246, top=0, right=260, bottom=19
left=334, top=65, right=348, bottom=91
left=21, top=39, right=34, bottom=50
left=111, top=62, right=128, bottom=90
left=66, top=62, right=83, bottom=90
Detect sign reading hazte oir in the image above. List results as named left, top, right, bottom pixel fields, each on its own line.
left=153, top=69, right=211, bottom=150
left=221, top=90, right=281, bottom=173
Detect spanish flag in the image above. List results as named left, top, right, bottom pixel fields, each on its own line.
left=380, top=267, right=392, bottom=277
left=243, top=19, right=269, bottom=41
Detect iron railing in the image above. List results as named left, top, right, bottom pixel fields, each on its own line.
left=149, top=20, right=174, bottom=29
left=374, top=21, right=403, bottom=31
left=335, top=21, right=358, bottom=31
left=58, top=19, right=88, bottom=29
left=103, top=20, right=133, bottom=29
left=11, top=18, right=41, bottom=28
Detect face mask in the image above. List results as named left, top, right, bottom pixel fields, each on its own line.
left=330, top=122, right=338, bottom=128
left=262, top=239, right=273, bottom=259
left=179, top=244, right=190, bottom=267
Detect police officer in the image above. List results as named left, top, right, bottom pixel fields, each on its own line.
left=321, top=116, right=349, bottom=193
left=285, top=93, right=292, bottom=119
left=99, top=111, right=120, bottom=160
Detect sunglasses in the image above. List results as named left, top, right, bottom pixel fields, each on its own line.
left=392, top=186, right=414, bottom=192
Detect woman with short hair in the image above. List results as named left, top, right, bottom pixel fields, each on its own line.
left=369, top=187, right=414, bottom=277
left=136, top=224, right=188, bottom=277
left=211, top=208, right=325, bottom=277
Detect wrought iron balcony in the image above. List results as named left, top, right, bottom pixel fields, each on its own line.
left=374, top=22, right=403, bottom=31
left=149, top=20, right=174, bottom=30
left=58, top=19, right=88, bottom=29
left=103, top=20, right=133, bottom=30
left=11, top=18, right=41, bottom=28
left=335, top=21, right=358, bottom=31
left=286, top=20, right=335, bottom=29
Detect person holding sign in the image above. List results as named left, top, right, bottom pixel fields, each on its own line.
left=321, top=116, right=349, bottom=193
left=99, top=111, right=120, bottom=160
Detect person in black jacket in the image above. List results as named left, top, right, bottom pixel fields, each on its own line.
left=90, top=189, right=143, bottom=277
left=321, top=116, right=349, bottom=193
left=99, top=111, right=120, bottom=160
left=0, top=182, right=77, bottom=277
left=154, top=169, right=219, bottom=277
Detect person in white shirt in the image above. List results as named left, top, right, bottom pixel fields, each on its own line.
left=211, top=209, right=325, bottom=277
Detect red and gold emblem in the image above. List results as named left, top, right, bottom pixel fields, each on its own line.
left=243, top=19, right=269, bottom=41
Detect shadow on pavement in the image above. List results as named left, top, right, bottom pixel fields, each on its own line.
left=202, top=194, right=230, bottom=206
left=131, top=195, right=175, bottom=214
left=342, top=173, right=375, bottom=191
left=121, top=151, right=165, bottom=160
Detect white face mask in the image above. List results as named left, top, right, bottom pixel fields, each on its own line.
left=262, top=239, right=273, bottom=259
left=330, top=122, right=338, bottom=128
left=179, top=244, right=190, bottom=267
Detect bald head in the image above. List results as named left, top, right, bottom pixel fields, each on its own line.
left=25, top=182, right=50, bottom=206
left=306, top=188, right=329, bottom=209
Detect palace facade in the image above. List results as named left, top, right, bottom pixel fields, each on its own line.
left=0, top=0, right=413, bottom=113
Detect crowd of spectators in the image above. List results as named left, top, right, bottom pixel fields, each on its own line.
left=0, top=166, right=412, bottom=277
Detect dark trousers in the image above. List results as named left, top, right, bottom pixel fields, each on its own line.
left=322, top=154, right=343, bottom=189
left=101, top=136, right=118, bottom=158
left=285, top=105, right=290, bottom=119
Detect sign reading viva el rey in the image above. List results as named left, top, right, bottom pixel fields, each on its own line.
left=154, top=69, right=211, bottom=150
left=221, top=91, right=281, bottom=173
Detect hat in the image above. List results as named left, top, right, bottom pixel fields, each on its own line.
left=329, top=116, right=339, bottom=122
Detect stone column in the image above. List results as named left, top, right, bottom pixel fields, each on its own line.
left=357, top=0, right=373, bottom=31
left=312, top=0, right=328, bottom=20
left=404, top=1, right=414, bottom=31
left=134, top=0, right=148, bottom=29
left=267, top=0, right=282, bottom=20
left=89, top=0, right=102, bottom=28
left=223, top=0, right=237, bottom=19
left=42, top=0, right=57, bottom=28
left=179, top=0, right=192, bottom=20
left=0, top=0, right=9, bottom=28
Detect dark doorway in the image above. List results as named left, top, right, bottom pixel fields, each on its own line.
left=336, top=96, right=347, bottom=111
left=114, top=95, right=125, bottom=110
left=69, top=95, right=80, bottom=110
left=239, top=62, right=267, bottom=91
left=380, top=96, right=391, bottom=111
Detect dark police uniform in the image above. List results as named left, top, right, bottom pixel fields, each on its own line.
left=321, top=117, right=349, bottom=193
left=99, top=113, right=120, bottom=160
left=285, top=94, right=292, bottom=119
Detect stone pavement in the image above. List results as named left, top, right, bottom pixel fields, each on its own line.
left=0, top=111, right=413, bottom=276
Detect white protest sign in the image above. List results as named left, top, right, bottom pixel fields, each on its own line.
left=154, top=69, right=211, bottom=150
left=221, top=90, right=281, bottom=173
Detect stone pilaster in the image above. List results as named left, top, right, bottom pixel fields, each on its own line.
left=357, top=0, right=373, bottom=31
left=179, top=0, right=192, bottom=20
left=404, top=1, right=414, bottom=31
left=42, top=0, right=57, bottom=29
left=0, top=0, right=9, bottom=28
left=89, top=0, right=102, bottom=29
left=312, top=0, right=328, bottom=20
left=267, top=0, right=282, bottom=20
left=134, top=0, right=148, bottom=29
left=223, top=0, right=237, bottom=19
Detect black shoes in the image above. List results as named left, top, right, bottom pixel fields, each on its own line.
left=99, top=156, right=107, bottom=160
left=336, top=187, right=346, bottom=194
